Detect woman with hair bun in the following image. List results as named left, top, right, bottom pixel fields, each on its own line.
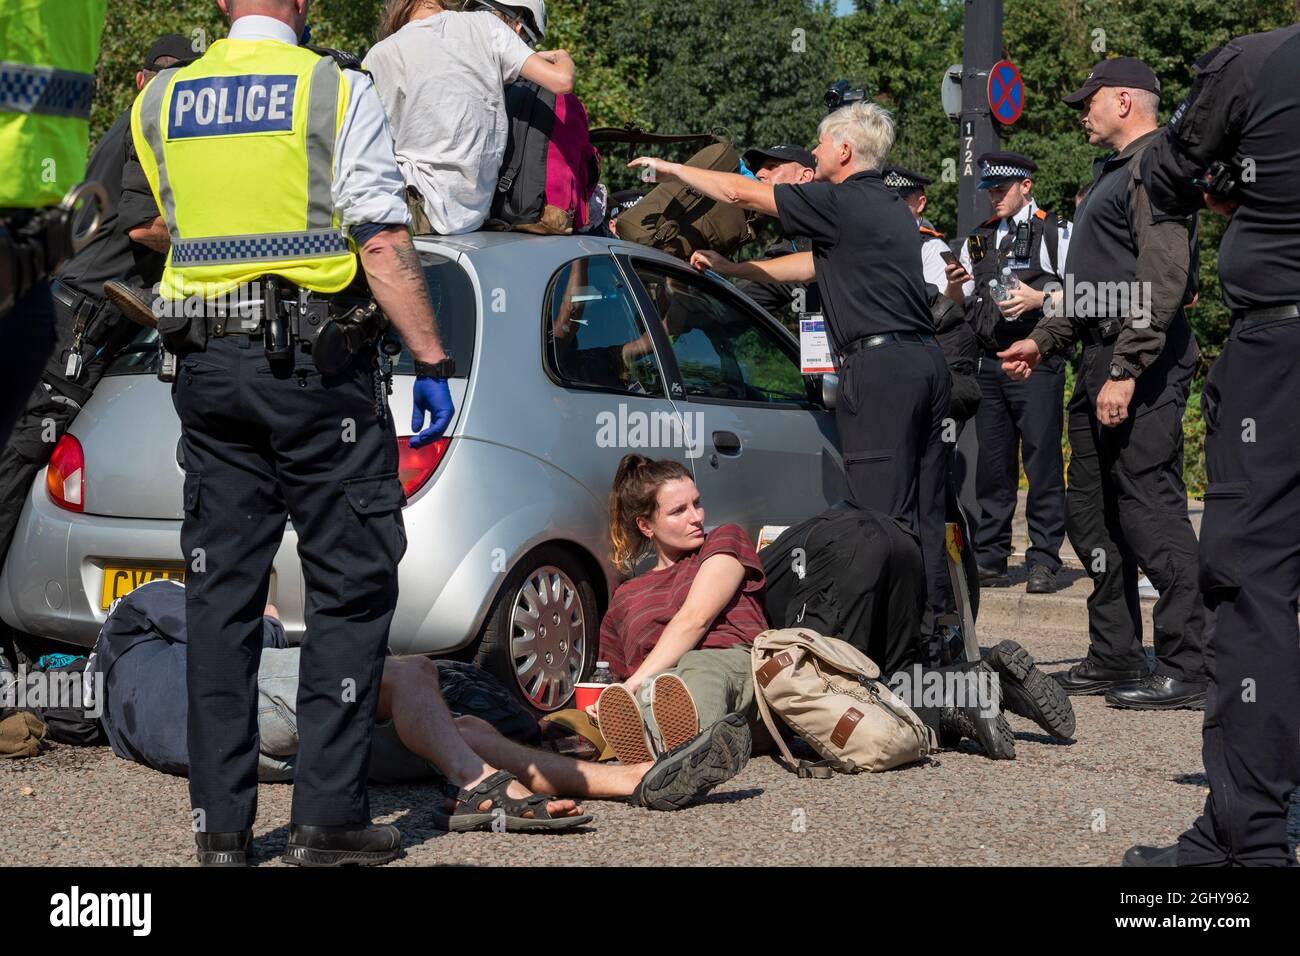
left=594, top=454, right=767, bottom=772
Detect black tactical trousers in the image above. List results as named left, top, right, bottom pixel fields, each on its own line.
left=835, top=336, right=952, bottom=623
left=0, top=281, right=56, bottom=448
left=1065, top=345, right=1207, bottom=681
left=1179, top=316, right=1300, bottom=866
left=175, top=336, right=405, bottom=833
left=0, top=294, right=128, bottom=563
left=973, top=352, right=1067, bottom=571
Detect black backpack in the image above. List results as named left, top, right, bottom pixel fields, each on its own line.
left=759, top=506, right=926, bottom=677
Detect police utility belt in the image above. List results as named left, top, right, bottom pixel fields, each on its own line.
left=156, top=276, right=383, bottom=381
left=50, top=278, right=114, bottom=381
left=837, top=331, right=937, bottom=362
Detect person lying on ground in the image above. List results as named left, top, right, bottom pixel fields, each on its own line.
left=363, top=0, right=576, bottom=235
left=91, top=582, right=747, bottom=832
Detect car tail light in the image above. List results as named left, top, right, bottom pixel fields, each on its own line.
left=47, top=434, right=85, bottom=513
left=397, top=436, right=450, bottom=500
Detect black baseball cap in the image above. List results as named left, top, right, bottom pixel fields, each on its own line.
left=976, top=151, right=1037, bottom=189
left=143, top=34, right=200, bottom=72
left=742, top=144, right=816, bottom=172
left=882, top=167, right=933, bottom=192
left=1064, top=57, right=1161, bottom=108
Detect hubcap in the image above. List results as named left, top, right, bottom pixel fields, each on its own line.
left=509, top=565, right=586, bottom=710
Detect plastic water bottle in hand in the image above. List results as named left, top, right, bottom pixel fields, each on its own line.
left=989, top=277, right=1010, bottom=303
left=1001, top=265, right=1021, bottom=292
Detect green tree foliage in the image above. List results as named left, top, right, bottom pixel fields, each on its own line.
left=90, top=0, right=1296, bottom=493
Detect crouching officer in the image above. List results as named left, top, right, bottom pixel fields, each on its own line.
left=128, top=0, right=455, bottom=867
left=1130, top=23, right=1300, bottom=868
left=999, top=58, right=1208, bottom=712
left=944, top=154, right=1070, bottom=595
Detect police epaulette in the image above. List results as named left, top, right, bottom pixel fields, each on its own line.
left=1034, top=208, right=1049, bottom=220
left=307, top=46, right=368, bottom=74
left=919, top=225, right=945, bottom=240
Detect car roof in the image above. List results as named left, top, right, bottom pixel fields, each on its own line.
left=412, top=230, right=684, bottom=271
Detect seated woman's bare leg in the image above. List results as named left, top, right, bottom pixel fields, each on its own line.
left=381, top=657, right=585, bottom=817
left=455, top=714, right=650, bottom=799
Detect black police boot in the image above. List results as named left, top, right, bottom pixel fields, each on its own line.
left=1025, top=564, right=1057, bottom=594
left=977, top=562, right=1010, bottom=588
left=932, top=661, right=1016, bottom=760
left=1053, top=659, right=1147, bottom=695
left=283, top=822, right=402, bottom=867
left=196, top=830, right=252, bottom=867
left=982, top=639, right=1076, bottom=738
left=1105, top=674, right=1208, bottom=711
left=1123, top=844, right=1180, bottom=867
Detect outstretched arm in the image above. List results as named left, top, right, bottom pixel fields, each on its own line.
left=691, top=249, right=815, bottom=283
left=628, top=156, right=778, bottom=217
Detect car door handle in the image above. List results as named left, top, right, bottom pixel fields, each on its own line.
left=712, top=430, right=742, bottom=456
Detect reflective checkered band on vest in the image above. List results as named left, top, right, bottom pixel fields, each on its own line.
left=171, top=229, right=350, bottom=266
left=0, top=62, right=96, bottom=118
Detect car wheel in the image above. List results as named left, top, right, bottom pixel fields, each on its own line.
left=474, top=546, right=598, bottom=714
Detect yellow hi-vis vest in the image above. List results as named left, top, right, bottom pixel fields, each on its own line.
left=130, top=38, right=357, bottom=300
left=0, top=0, right=106, bottom=209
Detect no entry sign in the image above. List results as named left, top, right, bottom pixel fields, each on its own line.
left=988, top=59, right=1024, bottom=124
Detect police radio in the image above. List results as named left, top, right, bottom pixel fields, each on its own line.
left=1012, top=221, right=1032, bottom=261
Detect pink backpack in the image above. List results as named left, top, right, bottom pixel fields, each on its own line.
left=490, top=83, right=601, bottom=234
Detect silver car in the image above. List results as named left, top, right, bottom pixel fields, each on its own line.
left=0, top=232, right=847, bottom=711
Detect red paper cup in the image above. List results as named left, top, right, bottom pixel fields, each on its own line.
left=573, top=683, right=605, bottom=711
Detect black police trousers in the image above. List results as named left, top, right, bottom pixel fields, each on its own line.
left=1178, top=316, right=1300, bottom=866
left=0, top=281, right=56, bottom=448
left=1065, top=345, right=1207, bottom=681
left=174, top=336, right=405, bottom=832
left=0, top=293, right=132, bottom=563
left=973, top=352, right=1067, bottom=571
left=835, top=336, right=952, bottom=625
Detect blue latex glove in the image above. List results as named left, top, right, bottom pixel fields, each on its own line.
left=410, top=376, right=453, bottom=449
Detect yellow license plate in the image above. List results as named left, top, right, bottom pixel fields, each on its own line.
left=100, top=565, right=186, bottom=608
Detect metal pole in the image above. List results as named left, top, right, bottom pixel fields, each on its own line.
left=957, top=0, right=1003, bottom=237
left=956, top=0, right=1003, bottom=518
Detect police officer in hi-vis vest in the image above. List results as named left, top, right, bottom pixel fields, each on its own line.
left=0, top=0, right=107, bottom=445
left=945, top=152, right=1071, bottom=595
left=129, top=0, right=455, bottom=866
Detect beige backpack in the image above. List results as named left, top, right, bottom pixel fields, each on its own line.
left=751, top=628, right=936, bottom=777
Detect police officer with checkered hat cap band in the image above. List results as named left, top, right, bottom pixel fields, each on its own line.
left=997, top=56, right=1211, bottom=715
left=945, top=151, right=1071, bottom=595
left=128, top=0, right=456, bottom=867
left=882, top=166, right=951, bottom=290
left=1129, top=23, right=1300, bottom=868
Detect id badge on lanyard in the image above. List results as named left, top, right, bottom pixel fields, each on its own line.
left=799, top=314, right=836, bottom=374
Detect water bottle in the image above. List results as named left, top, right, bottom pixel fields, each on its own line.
left=591, top=661, right=615, bottom=685
left=1001, top=265, right=1021, bottom=292
left=989, top=277, right=1009, bottom=303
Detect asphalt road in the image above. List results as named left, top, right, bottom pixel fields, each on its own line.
left=4, top=617, right=1295, bottom=867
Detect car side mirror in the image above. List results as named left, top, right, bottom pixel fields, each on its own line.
left=820, top=373, right=839, bottom=410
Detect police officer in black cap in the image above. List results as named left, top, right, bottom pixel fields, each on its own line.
left=945, top=154, right=1071, bottom=594
left=1127, top=23, right=1300, bottom=868
left=999, top=57, right=1209, bottom=711
left=883, top=167, right=950, bottom=290
left=0, top=34, right=198, bottom=574
left=733, top=144, right=820, bottom=321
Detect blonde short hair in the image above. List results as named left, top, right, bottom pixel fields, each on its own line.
left=818, top=102, right=896, bottom=172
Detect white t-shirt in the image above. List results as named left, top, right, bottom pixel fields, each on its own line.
left=363, top=12, right=534, bottom=235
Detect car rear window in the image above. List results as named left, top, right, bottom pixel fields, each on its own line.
left=103, top=254, right=475, bottom=378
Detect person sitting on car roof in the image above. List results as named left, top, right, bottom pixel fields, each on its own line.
left=364, top=0, right=577, bottom=235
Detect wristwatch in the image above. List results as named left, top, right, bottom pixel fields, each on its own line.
left=1108, top=363, right=1133, bottom=381
left=414, top=357, right=456, bottom=379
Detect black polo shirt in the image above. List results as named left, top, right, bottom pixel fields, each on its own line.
left=774, top=170, right=933, bottom=351
left=55, top=109, right=164, bottom=303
